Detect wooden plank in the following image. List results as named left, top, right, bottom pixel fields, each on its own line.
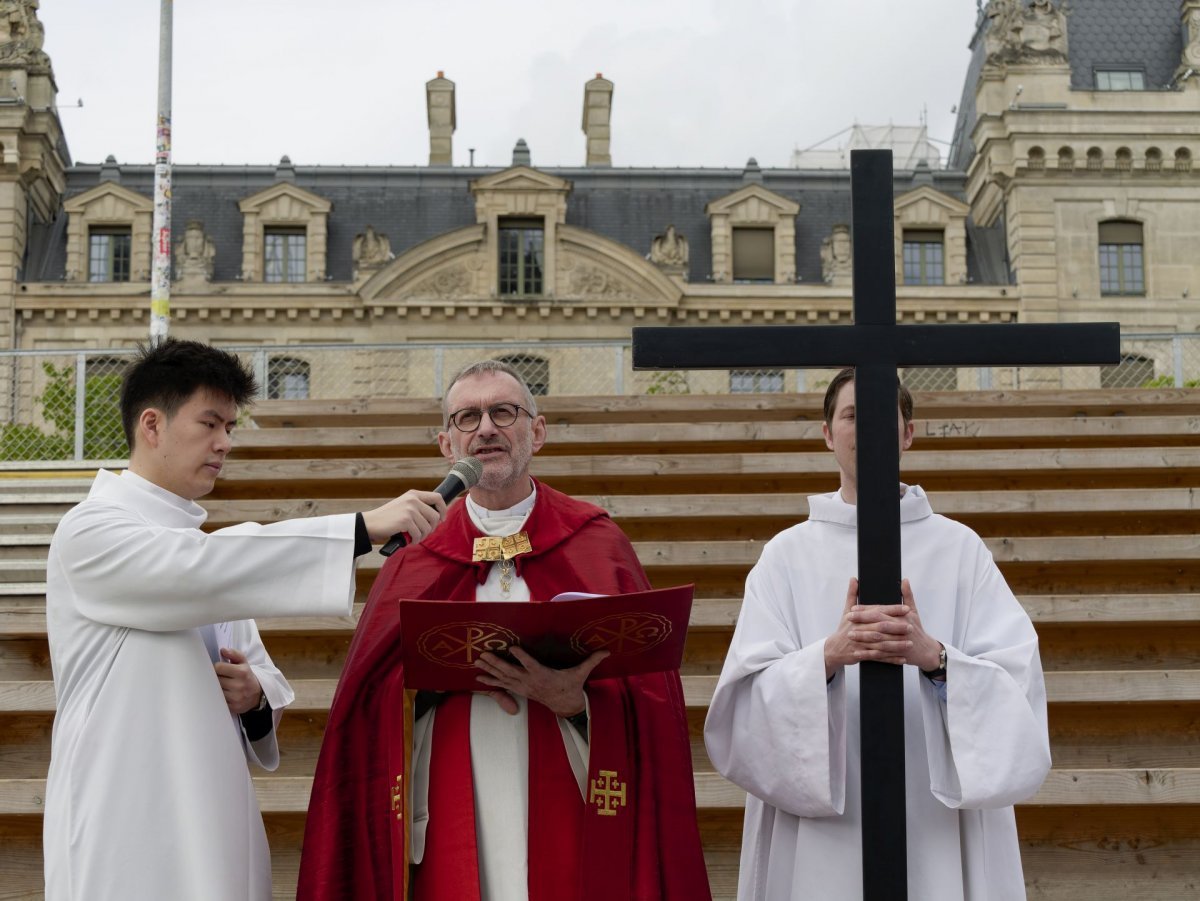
left=225, top=415, right=1200, bottom=459
left=1031, top=768, right=1200, bottom=805
left=248, top=389, right=1200, bottom=429
left=1044, top=671, right=1200, bottom=704
left=7, top=670, right=1198, bottom=715
left=193, top=487, right=1200, bottom=528
left=208, top=451, right=1200, bottom=501
left=2, top=594, right=1197, bottom=637
left=1021, top=594, right=1200, bottom=623
left=2, top=767, right=1191, bottom=817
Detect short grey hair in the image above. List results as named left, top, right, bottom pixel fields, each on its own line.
left=442, top=359, right=539, bottom=421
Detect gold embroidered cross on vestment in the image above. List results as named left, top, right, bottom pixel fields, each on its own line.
left=588, top=769, right=628, bottom=817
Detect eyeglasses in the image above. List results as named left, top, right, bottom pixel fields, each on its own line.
left=446, top=402, right=532, bottom=432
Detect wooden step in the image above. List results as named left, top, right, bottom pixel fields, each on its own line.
left=225, top=415, right=1200, bottom=460
left=247, top=389, right=1200, bottom=430
left=2, top=767, right=1197, bottom=817
left=6, top=671, right=1197, bottom=716
left=204, top=447, right=1200, bottom=501
left=18, top=533, right=1193, bottom=567
left=195, top=487, right=1200, bottom=530
left=3, top=594, right=1197, bottom=637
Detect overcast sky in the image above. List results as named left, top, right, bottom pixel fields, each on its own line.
left=40, top=1, right=983, bottom=170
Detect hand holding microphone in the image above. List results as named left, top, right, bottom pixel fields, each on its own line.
left=375, top=456, right=484, bottom=557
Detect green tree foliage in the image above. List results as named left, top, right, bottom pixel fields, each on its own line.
left=0, top=363, right=128, bottom=461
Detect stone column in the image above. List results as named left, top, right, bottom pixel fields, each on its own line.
left=427, top=72, right=456, bottom=166
left=582, top=75, right=613, bottom=167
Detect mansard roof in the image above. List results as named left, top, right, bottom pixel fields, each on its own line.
left=29, top=162, right=1005, bottom=287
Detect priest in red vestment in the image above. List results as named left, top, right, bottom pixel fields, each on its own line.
left=299, top=360, right=711, bottom=901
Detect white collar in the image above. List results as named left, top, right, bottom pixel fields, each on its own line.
left=807, top=484, right=932, bottom=528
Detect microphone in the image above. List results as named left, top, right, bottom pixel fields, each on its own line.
left=379, top=456, right=484, bottom=557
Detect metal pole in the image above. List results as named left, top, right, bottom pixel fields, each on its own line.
left=433, top=346, right=445, bottom=398
left=1173, top=336, right=1184, bottom=387
left=73, top=353, right=86, bottom=461
left=613, top=345, right=625, bottom=394
left=149, top=0, right=173, bottom=346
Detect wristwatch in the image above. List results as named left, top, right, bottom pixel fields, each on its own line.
left=922, top=644, right=948, bottom=680
left=253, top=690, right=270, bottom=712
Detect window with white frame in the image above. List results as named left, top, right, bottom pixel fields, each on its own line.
left=264, top=229, right=307, bottom=283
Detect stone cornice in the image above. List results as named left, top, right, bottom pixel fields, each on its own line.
left=13, top=282, right=1019, bottom=326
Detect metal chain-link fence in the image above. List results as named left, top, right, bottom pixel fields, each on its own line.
left=2, top=334, right=1198, bottom=462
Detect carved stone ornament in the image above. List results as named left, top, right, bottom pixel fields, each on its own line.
left=984, top=0, right=1068, bottom=66
left=820, top=224, right=853, bottom=286
left=406, top=264, right=471, bottom=299
left=1186, top=9, right=1200, bottom=69
left=352, top=225, right=393, bottom=278
left=0, top=1, right=48, bottom=66
left=174, top=220, right=215, bottom=284
left=649, top=224, right=689, bottom=270
left=563, top=258, right=634, bottom=299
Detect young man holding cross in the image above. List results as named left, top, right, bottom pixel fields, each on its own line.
left=705, top=367, right=1051, bottom=899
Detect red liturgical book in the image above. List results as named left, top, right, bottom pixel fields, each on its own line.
left=398, top=584, right=694, bottom=691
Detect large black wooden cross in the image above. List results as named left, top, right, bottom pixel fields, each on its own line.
left=633, top=150, right=1119, bottom=900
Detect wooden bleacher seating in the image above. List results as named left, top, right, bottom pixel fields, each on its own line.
left=1, top=388, right=1198, bottom=899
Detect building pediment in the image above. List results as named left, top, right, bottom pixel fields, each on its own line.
left=360, top=222, right=681, bottom=306
left=705, top=183, right=800, bottom=220
left=469, top=166, right=571, bottom=196
left=894, top=185, right=969, bottom=223
left=238, top=182, right=332, bottom=217
left=63, top=182, right=153, bottom=219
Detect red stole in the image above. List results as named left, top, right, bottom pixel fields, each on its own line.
left=408, top=504, right=636, bottom=899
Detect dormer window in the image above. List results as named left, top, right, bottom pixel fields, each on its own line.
left=732, top=228, right=775, bottom=283
left=264, top=228, right=307, bottom=283
left=88, top=227, right=132, bottom=282
left=902, top=230, right=945, bottom=286
left=498, top=218, right=544, bottom=295
left=1095, top=69, right=1145, bottom=91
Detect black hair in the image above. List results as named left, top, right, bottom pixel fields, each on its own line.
left=120, top=339, right=257, bottom=447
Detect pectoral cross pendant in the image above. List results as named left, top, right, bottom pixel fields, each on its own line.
left=498, top=559, right=514, bottom=598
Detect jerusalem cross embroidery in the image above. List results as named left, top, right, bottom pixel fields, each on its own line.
left=589, top=769, right=627, bottom=817
left=471, top=532, right=532, bottom=562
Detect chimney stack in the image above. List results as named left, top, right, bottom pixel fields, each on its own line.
left=426, top=71, right=456, bottom=165
left=582, top=74, right=613, bottom=167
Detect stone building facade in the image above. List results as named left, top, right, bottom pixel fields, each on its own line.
left=1, top=1, right=1198, bottom=398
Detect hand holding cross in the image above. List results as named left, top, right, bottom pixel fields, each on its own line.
left=825, top=578, right=944, bottom=680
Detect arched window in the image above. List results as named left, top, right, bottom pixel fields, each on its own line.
left=1027, top=146, right=1045, bottom=171
left=496, top=354, right=549, bottom=396
left=1098, top=220, right=1144, bottom=296
left=267, top=356, right=311, bottom=400
left=1101, top=354, right=1154, bottom=389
